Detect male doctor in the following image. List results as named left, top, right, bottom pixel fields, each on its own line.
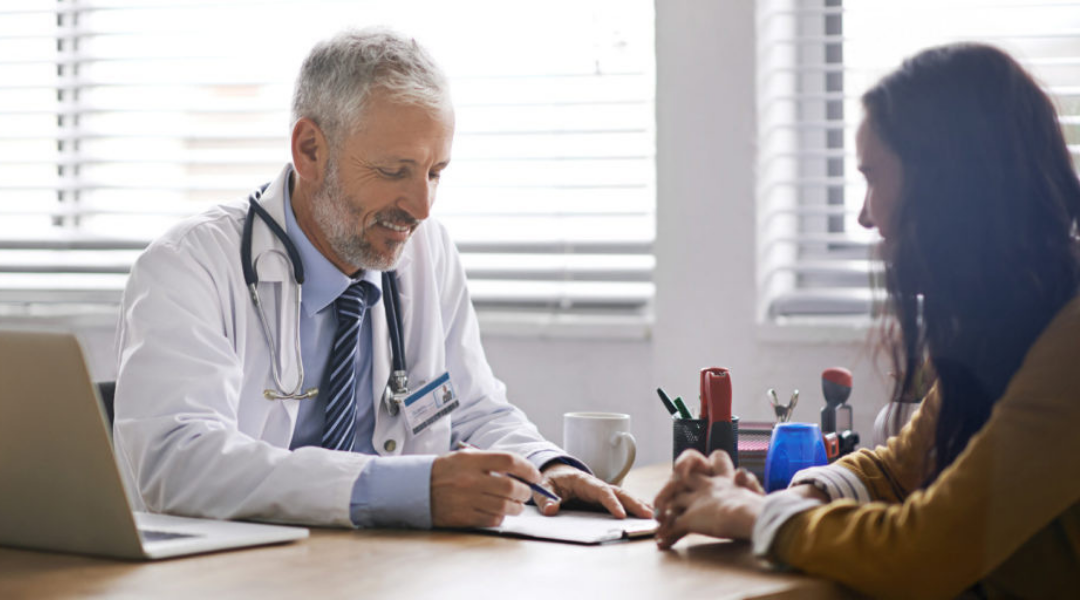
left=113, top=28, right=651, bottom=529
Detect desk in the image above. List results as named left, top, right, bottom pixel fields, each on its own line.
left=0, top=464, right=853, bottom=600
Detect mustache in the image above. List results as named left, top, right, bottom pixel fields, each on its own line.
left=374, top=209, right=420, bottom=228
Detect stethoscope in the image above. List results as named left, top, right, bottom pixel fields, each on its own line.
left=241, top=183, right=410, bottom=415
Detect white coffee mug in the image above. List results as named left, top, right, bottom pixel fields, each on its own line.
left=563, top=412, right=637, bottom=485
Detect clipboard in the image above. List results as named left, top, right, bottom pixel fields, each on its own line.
left=476, top=505, right=658, bottom=545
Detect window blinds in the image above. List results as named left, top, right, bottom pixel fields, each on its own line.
left=0, top=0, right=655, bottom=321
left=757, top=0, right=1080, bottom=320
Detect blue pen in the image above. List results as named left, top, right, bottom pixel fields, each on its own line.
left=455, top=441, right=561, bottom=502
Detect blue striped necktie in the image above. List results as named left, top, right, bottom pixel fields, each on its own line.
left=321, top=280, right=374, bottom=451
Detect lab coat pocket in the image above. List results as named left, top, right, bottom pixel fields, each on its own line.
left=410, top=412, right=452, bottom=454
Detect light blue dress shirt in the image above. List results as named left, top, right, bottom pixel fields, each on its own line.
left=282, top=176, right=433, bottom=528
left=281, top=169, right=588, bottom=528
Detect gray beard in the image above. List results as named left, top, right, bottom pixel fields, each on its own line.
left=311, top=160, right=405, bottom=272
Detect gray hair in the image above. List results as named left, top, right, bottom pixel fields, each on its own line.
left=291, top=28, right=450, bottom=148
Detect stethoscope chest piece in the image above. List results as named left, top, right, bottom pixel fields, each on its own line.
left=384, top=370, right=409, bottom=416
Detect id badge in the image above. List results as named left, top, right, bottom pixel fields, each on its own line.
left=402, top=372, right=459, bottom=435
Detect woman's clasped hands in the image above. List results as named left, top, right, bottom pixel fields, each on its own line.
left=652, top=449, right=767, bottom=549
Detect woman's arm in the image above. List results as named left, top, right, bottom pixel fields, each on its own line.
left=786, top=385, right=940, bottom=507
left=768, top=305, right=1080, bottom=599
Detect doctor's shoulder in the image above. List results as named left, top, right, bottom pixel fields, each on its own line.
left=130, top=201, right=248, bottom=282
left=139, top=201, right=246, bottom=256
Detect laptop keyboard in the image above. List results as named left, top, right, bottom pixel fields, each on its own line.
left=139, top=529, right=200, bottom=542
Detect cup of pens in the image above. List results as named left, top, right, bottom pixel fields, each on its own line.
left=659, top=375, right=739, bottom=466
left=657, top=388, right=700, bottom=460
left=672, top=418, right=708, bottom=461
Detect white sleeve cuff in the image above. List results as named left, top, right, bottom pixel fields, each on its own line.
left=752, top=493, right=823, bottom=559
left=788, top=463, right=871, bottom=503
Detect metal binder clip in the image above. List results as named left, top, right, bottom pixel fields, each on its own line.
left=767, top=388, right=799, bottom=423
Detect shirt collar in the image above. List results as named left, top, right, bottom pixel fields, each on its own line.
left=282, top=164, right=383, bottom=317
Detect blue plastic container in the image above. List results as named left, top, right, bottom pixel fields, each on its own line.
left=764, top=422, right=828, bottom=492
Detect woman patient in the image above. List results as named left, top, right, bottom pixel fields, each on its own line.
left=654, top=43, right=1080, bottom=599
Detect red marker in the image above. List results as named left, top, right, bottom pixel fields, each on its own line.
left=701, top=367, right=736, bottom=466
left=701, top=367, right=732, bottom=423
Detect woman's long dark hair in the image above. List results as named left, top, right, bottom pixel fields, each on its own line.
left=864, top=44, right=1080, bottom=480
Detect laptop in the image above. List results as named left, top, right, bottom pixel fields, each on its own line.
left=0, top=330, right=309, bottom=560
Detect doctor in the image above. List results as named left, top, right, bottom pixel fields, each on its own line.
left=113, top=28, right=651, bottom=529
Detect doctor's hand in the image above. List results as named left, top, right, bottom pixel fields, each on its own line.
left=652, top=450, right=766, bottom=549
left=430, top=449, right=540, bottom=528
left=533, top=463, right=653, bottom=519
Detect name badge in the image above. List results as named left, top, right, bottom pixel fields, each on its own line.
left=403, top=372, right=459, bottom=435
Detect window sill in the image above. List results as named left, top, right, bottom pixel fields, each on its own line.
left=0, top=303, right=653, bottom=342
left=0, top=304, right=119, bottom=330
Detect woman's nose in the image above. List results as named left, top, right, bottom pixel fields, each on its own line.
left=858, top=199, right=874, bottom=230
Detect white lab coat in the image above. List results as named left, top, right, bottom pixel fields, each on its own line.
left=113, top=165, right=562, bottom=527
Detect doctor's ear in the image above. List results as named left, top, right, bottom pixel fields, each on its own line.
left=291, top=117, right=329, bottom=184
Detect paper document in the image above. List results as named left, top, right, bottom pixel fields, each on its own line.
left=479, top=506, right=658, bottom=545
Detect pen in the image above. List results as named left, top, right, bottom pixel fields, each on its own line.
left=656, top=387, right=678, bottom=417
left=671, top=396, right=693, bottom=419
left=454, top=441, right=561, bottom=502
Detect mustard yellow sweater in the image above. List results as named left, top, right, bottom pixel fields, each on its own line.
left=771, top=296, right=1080, bottom=599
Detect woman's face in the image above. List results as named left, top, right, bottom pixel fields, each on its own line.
left=856, top=116, right=904, bottom=247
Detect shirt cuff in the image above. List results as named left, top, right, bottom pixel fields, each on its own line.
left=528, top=449, right=592, bottom=475
left=350, top=455, right=435, bottom=529
left=752, top=492, right=823, bottom=560
left=788, top=463, right=871, bottom=503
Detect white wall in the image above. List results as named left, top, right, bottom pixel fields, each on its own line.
left=57, top=0, right=893, bottom=469
left=491, top=0, right=892, bottom=465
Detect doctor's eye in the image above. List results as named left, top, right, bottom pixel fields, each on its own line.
left=377, top=167, right=408, bottom=179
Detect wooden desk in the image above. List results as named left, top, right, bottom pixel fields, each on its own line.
left=0, top=464, right=853, bottom=600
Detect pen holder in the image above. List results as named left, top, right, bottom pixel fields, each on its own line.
left=672, top=419, right=708, bottom=462
left=672, top=417, right=739, bottom=466
left=706, top=416, right=739, bottom=469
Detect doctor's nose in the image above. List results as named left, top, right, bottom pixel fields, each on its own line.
left=399, top=177, right=434, bottom=222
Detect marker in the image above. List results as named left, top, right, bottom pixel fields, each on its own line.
left=455, top=441, right=561, bottom=502
left=701, top=368, right=732, bottom=424
left=656, top=387, right=678, bottom=417
left=671, top=396, right=693, bottom=419
left=701, top=367, right=737, bottom=467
